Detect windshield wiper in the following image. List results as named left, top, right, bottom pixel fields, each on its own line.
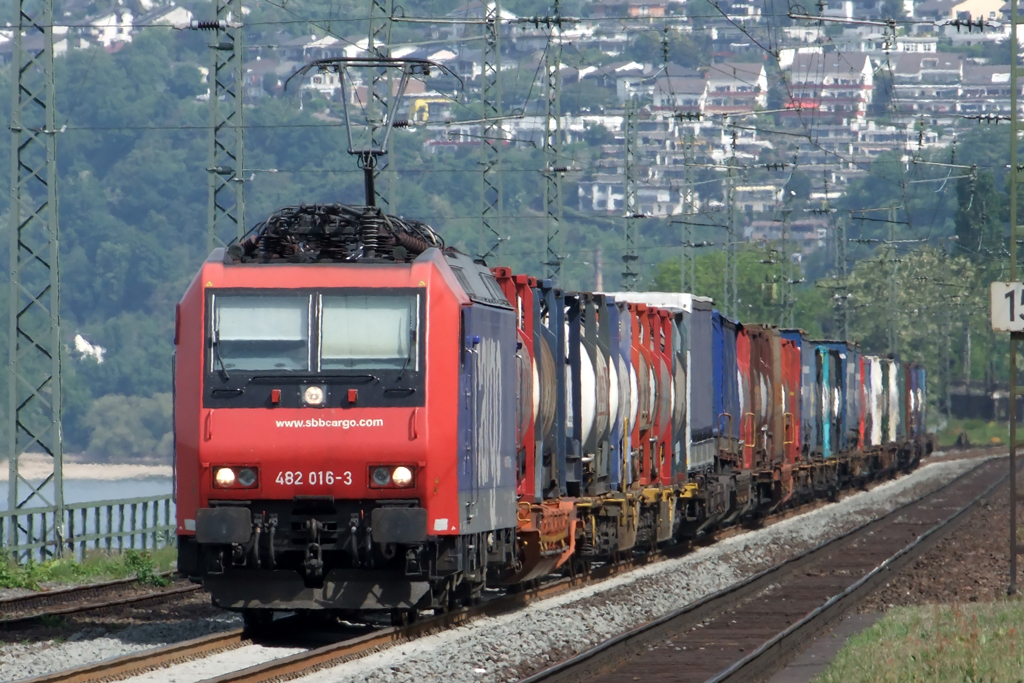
left=212, top=330, right=231, bottom=382
left=396, top=353, right=412, bottom=383
left=396, top=329, right=416, bottom=383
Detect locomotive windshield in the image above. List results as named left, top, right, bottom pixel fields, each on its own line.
left=209, top=291, right=419, bottom=374
left=213, top=295, right=311, bottom=371
left=321, top=294, right=418, bottom=371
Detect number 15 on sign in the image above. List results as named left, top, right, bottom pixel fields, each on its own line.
left=992, top=282, right=1024, bottom=332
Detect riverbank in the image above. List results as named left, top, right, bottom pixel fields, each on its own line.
left=0, top=453, right=171, bottom=482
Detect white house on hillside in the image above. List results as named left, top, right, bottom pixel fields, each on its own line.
left=90, top=10, right=133, bottom=48
left=786, top=52, right=873, bottom=125
left=705, top=62, right=768, bottom=113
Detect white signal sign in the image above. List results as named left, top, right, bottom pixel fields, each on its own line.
left=992, top=282, right=1024, bottom=332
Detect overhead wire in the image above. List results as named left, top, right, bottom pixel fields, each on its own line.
left=51, top=1, right=976, bottom=290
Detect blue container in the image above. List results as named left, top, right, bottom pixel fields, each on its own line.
left=815, top=344, right=843, bottom=458
left=713, top=311, right=741, bottom=440
left=827, top=342, right=849, bottom=452
left=689, top=300, right=714, bottom=444
left=605, top=298, right=625, bottom=491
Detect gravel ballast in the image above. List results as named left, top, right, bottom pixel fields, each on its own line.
left=117, top=643, right=307, bottom=683
left=298, top=457, right=992, bottom=683
left=0, top=455, right=991, bottom=683
left=0, top=613, right=241, bottom=682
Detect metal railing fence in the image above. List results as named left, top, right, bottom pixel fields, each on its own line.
left=1, top=495, right=175, bottom=563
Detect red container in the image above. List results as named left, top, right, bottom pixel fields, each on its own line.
left=745, top=325, right=781, bottom=469
left=736, top=327, right=753, bottom=470
left=780, top=338, right=802, bottom=465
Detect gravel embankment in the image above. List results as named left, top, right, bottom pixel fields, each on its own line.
left=860, top=466, right=1013, bottom=610
left=0, top=454, right=991, bottom=683
left=0, top=607, right=240, bottom=682
left=298, top=457, right=992, bottom=683
left=118, top=643, right=307, bottom=683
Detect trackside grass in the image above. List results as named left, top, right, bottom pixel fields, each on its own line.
left=813, top=602, right=1024, bottom=683
left=0, top=547, right=176, bottom=590
left=935, top=419, right=1009, bottom=448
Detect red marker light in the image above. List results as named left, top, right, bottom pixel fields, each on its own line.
left=348, top=388, right=358, bottom=404
left=271, top=389, right=281, bottom=405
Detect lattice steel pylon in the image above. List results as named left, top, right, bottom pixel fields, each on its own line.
left=368, top=0, right=393, bottom=211
left=778, top=207, right=793, bottom=327
left=722, top=130, right=738, bottom=318
left=886, top=208, right=900, bottom=357
left=621, top=97, right=640, bottom=291
left=1010, top=0, right=1021, bottom=597
left=680, top=133, right=696, bottom=293
left=207, top=0, right=245, bottom=250
left=478, top=0, right=504, bottom=261
left=543, top=36, right=563, bottom=281
left=832, top=215, right=849, bottom=339
left=8, top=0, right=64, bottom=558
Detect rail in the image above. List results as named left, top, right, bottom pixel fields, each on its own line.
left=1, top=495, right=175, bottom=562
left=18, top=451, right=996, bottom=683
left=0, top=573, right=201, bottom=628
left=517, top=457, right=1006, bottom=683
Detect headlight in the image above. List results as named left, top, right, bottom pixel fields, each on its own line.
left=237, top=467, right=258, bottom=487
left=214, top=467, right=236, bottom=487
left=303, top=385, right=325, bottom=406
left=391, top=466, right=414, bottom=487
left=372, top=466, right=392, bottom=487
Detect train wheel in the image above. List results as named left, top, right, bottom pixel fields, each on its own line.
left=390, top=608, right=419, bottom=626
left=453, top=578, right=483, bottom=607
left=432, top=580, right=451, bottom=614
left=242, top=608, right=274, bottom=632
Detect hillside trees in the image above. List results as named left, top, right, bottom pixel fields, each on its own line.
left=0, top=29, right=634, bottom=458
left=0, top=22, right=1015, bottom=458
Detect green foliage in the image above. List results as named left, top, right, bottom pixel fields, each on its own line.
left=814, top=601, right=1024, bottom=683
left=935, top=419, right=1008, bottom=448
left=784, top=170, right=811, bottom=201
left=122, top=549, right=172, bottom=587
left=624, top=29, right=711, bottom=70
left=652, top=244, right=832, bottom=334
left=955, top=171, right=1003, bottom=256
left=0, top=557, right=41, bottom=590
left=879, top=0, right=906, bottom=18
left=0, top=23, right=1014, bottom=458
left=0, top=548, right=175, bottom=590
left=83, top=393, right=173, bottom=461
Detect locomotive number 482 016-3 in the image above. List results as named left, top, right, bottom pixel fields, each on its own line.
left=275, top=471, right=352, bottom=485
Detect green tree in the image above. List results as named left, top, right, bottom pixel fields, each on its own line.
left=83, top=393, right=173, bottom=461
left=653, top=245, right=831, bottom=331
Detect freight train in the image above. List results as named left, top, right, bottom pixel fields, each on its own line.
left=173, top=203, right=932, bottom=625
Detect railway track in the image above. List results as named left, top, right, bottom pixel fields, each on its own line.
left=0, top=575, right=201, bottom=629
left=517, top=456, right=1008, bottom=683
left=20, top=556, right=626, bottom=683
left=15, top=449, right=996, bottom=683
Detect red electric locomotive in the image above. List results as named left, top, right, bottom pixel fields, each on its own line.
left=174, top=206, right=522, bottom=624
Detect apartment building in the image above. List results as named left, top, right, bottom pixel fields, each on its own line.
left=786, top=52, right=874, bottom=124
left=705, top=62, right=768, bottom=114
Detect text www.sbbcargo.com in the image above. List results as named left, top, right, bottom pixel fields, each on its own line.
left=275, top=418, right=385, bottom=429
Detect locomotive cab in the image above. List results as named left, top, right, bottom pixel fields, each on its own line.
left=174, top=206, right=517, bottom=623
